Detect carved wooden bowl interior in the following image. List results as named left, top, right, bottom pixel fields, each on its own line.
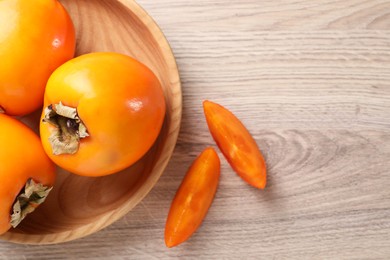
left=0, top=0, right=181, bottom=244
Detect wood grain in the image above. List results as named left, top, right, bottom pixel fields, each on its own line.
left=1, top=0, right=390, bottom=258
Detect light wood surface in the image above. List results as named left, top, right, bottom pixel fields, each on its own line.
left=1, top=0, right=390, bottom=258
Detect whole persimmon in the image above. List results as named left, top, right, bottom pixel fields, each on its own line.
left=0, top=114, right=55, bottom=235
left=0, top=0, right=75, bottom=116
left=40, top=52, right=166, bottom=177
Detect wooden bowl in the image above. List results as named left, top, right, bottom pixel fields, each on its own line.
left=0, top=0, right=181, bottom=244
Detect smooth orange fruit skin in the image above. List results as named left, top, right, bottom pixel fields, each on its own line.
left=0, top=114, right=56, bottom=235
left=40, top=52, right=166, bottom=177
left=203, top=100, right=266, bottom=189
left=165, top=147, right=220, bottom=248
left=0, top=0, right=75, bottom=116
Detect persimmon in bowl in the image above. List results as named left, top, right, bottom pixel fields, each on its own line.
left=0, top=0, right=181, bottom=244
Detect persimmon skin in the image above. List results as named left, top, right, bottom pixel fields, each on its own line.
left=0, top=0, right=75, bottom=116
left=203, top=100, right=267, bottom=189
left=40, top=52, right=166, bottom=177
left=0, top=114, right=55, bottom=235
left=165, top=147, right=220, bottom=248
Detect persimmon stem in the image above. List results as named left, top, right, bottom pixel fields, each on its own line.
left=42, top=102, right=89, bottom=155
left=10, top=179, right=53, bottom=228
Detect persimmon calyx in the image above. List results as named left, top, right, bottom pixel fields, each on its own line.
left=0, top=106, right=4, bottom=113
left=10, top=179, right=53, bottom=228
left=43, top=102, right=89, bottom=155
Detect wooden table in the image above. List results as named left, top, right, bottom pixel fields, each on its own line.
left=1, top=0, right=390, bottom=258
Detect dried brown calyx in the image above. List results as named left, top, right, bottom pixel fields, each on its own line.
left=42, top=102, right=89, bottom=155
left=10, top=179, right=53, bottom=228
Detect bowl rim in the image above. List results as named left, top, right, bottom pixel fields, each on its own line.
left=1, top=0, right=182, bottom=245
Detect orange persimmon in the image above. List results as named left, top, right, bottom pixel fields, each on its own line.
left=40, top=52, right=166, bottom=177
left=0, top=0, right=75, bottom=116
left=0, top=114, right=55, bottom=235
left=203, top=100, right=266, bottom=189
left=165, top=147, right=220, bottom=248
